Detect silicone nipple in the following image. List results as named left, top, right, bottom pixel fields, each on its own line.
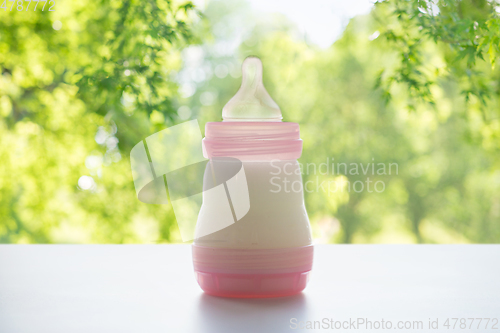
left=222, top=56, right=282, bottom=122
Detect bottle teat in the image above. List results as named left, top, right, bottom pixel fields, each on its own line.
left=222, top=56, right=282, bottom=122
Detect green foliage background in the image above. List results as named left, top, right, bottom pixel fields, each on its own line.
left=0, top=0, right=499, bottom=243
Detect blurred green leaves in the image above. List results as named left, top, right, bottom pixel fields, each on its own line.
left=0, top=0, right=198, bottom=243
left=0, top=0, right=499, bottom=244
left=375, top=1, right=500, bottom=104
left=75, top=0, right=198, bottom=121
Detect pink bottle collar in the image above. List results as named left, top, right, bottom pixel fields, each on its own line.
left=202, top=122, right=303, bottom=160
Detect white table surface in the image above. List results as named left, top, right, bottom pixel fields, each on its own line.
left=0, top=245, right=499, bottom=333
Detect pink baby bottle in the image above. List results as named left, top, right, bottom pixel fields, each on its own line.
left=192, top=56, right=313, bottom=298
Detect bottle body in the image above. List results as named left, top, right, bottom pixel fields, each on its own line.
left=192, top=159, right=313, bottom=298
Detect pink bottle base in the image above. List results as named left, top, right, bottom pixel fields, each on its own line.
left=195, top=270, right=311, bottom=298
left=192, top=245, right=314, bottom=298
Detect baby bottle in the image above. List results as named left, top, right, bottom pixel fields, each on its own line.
left=192, top=56, right=313, bottom=298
